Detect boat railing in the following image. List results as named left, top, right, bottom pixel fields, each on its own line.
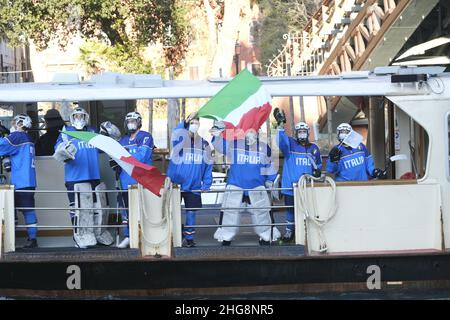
left=2, top=188, right=129, bottom=254
left=170, top=186, right=296, bottom=247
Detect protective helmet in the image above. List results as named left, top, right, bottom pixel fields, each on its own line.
left=99, top=121, right=121, bottom=141
left=70, top=107, right=89, bottom=130
left=337, top=123, right=352, bottom=142
left=124, top=111, right=142, bottom=134
left=12, top=114, right=32, bottom=130
left=294, top=122, right=309, bottom=143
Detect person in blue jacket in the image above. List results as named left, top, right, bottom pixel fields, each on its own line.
left=167, top=112, right=213, bottom=247
left=273, top=108, right=322, bottom=243
left=54, top=107, right=101, bottom=248
left=115, top=111, right=154, bottom=248
left=0, top=114, right=38, bottom=248
left=326, top=123, right=384, bottom=181
left=211, top=122, right=281, bottom=246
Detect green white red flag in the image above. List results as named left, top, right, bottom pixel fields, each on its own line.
left=62, top=130, right=166, bottom=196
left=197, top=69, right=272, bottom=139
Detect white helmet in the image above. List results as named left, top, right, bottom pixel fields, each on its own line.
left=12, top=114, right=32, bottom=130
left=337, top=123, right=352, bottom=142
left=294, top=122, right=309, bottom=143
left=124, top=112, right=142, bottom=134
left=70, top=107, right=89, bottom=130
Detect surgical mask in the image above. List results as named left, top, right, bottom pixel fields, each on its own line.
left=245, top=133, right=257, bottom=145
left=338, top=132, right=348, bottom=141
left=297, top=131, right=308, bottom=141
left=127, top=122, right=138, bottom=133
left=189, top=124, right=199, bottom=134
left=73, top=119, right=86, bottom=130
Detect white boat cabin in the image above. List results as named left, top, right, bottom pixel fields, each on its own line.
left=0, top=66, right=449, bottom=258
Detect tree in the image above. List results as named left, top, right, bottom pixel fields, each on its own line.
left=201, top=0, right=246, bottom=78
left=0, top=0, right=190, bottom=75
left=258, top=0, right=320, bottom=69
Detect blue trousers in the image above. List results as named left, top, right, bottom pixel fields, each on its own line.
left=284, top=194, right=295, bottom=233
left=182, top=192, right=202, bottom=241
left=15, top=187, right=37, bottom=240
left=118, top=191, right=129, bottom=237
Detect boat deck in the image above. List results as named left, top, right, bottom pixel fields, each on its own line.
left=4, top=206, right=304, bottom=262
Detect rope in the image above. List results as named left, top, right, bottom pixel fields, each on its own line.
left=138, top=179, right=172, bottom=249
left=297, top=174, right=337, bottom=253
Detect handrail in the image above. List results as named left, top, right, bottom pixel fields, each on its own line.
left=183, top=222, right=293, bottom=229
left=15, top=189, right=127, bottom=193
left=16, top=207, right=127, bottom=210
left=180, top=206, right=293, bottom=211
left=16, top=225, right=125, bottom=228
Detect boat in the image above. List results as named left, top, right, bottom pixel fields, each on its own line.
left=1, top=66, right=450, bottom=299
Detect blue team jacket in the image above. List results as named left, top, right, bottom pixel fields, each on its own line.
left=213, top=136, right=277, bottom=189
left=277, top=129, right=322, bottom=196
left=119, top=130, right=154, bottom=189
left=55, top=126, right=100, bottom=183
left=167, top=122, right=213, bottom=193
left=0, top=131, right=36, bottom=189
left=326, top=143, right=374, bottom=181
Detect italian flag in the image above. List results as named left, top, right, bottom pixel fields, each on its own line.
left=198, top=69, right=272, bottom=139
left=62, top=131, right=166, bottom=196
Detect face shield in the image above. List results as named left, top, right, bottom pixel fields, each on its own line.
left=338, top=129, right=351, bottom=142
left=72, top=113, right=87, bottom=130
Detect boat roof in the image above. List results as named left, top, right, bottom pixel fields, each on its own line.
left=0, top=66, right=446, bottom=102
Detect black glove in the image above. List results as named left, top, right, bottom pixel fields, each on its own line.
left=312, top=168, right=321, bottom=178
left=329, top=147, right=341, bottom=162
left=0, top=124, right=10, bottom=136
left=372, top=168, right=386, bottom=179
left=273, top=108, right=286, bottom=126
left=109, top=159, right=119, bottom=170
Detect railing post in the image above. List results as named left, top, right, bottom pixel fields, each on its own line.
left=171, top=185, right=182, bottom=248
left=294, top=183, right=306, bottom=253
left=128, top=185, right=140, bottom=249
left=3, top=186, right=15, bottom=253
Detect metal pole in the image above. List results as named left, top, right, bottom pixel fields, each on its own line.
left=148, top=99, right=153, bottom=135
left=15, top=189, right=127, bottom=193
left=184, top=222, right=292, bottom=229
left=287, top=63, right=295, bottom=133
left=167, top=66, right=179, bottom=152
left=327, top=97, right=333, bottom=149
left=17, top=207, right=127, bottom=210
left=16, top=225, right=127, bottom=229
left=299, top=96, right=306, bottom=123
left=181, top=205, right=294, bottom=211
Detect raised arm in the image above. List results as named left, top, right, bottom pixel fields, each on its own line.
left=276, top=129, right=291, bottom=155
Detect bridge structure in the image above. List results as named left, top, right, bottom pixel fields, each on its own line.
left=266, top=0, right=449, bottom=147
